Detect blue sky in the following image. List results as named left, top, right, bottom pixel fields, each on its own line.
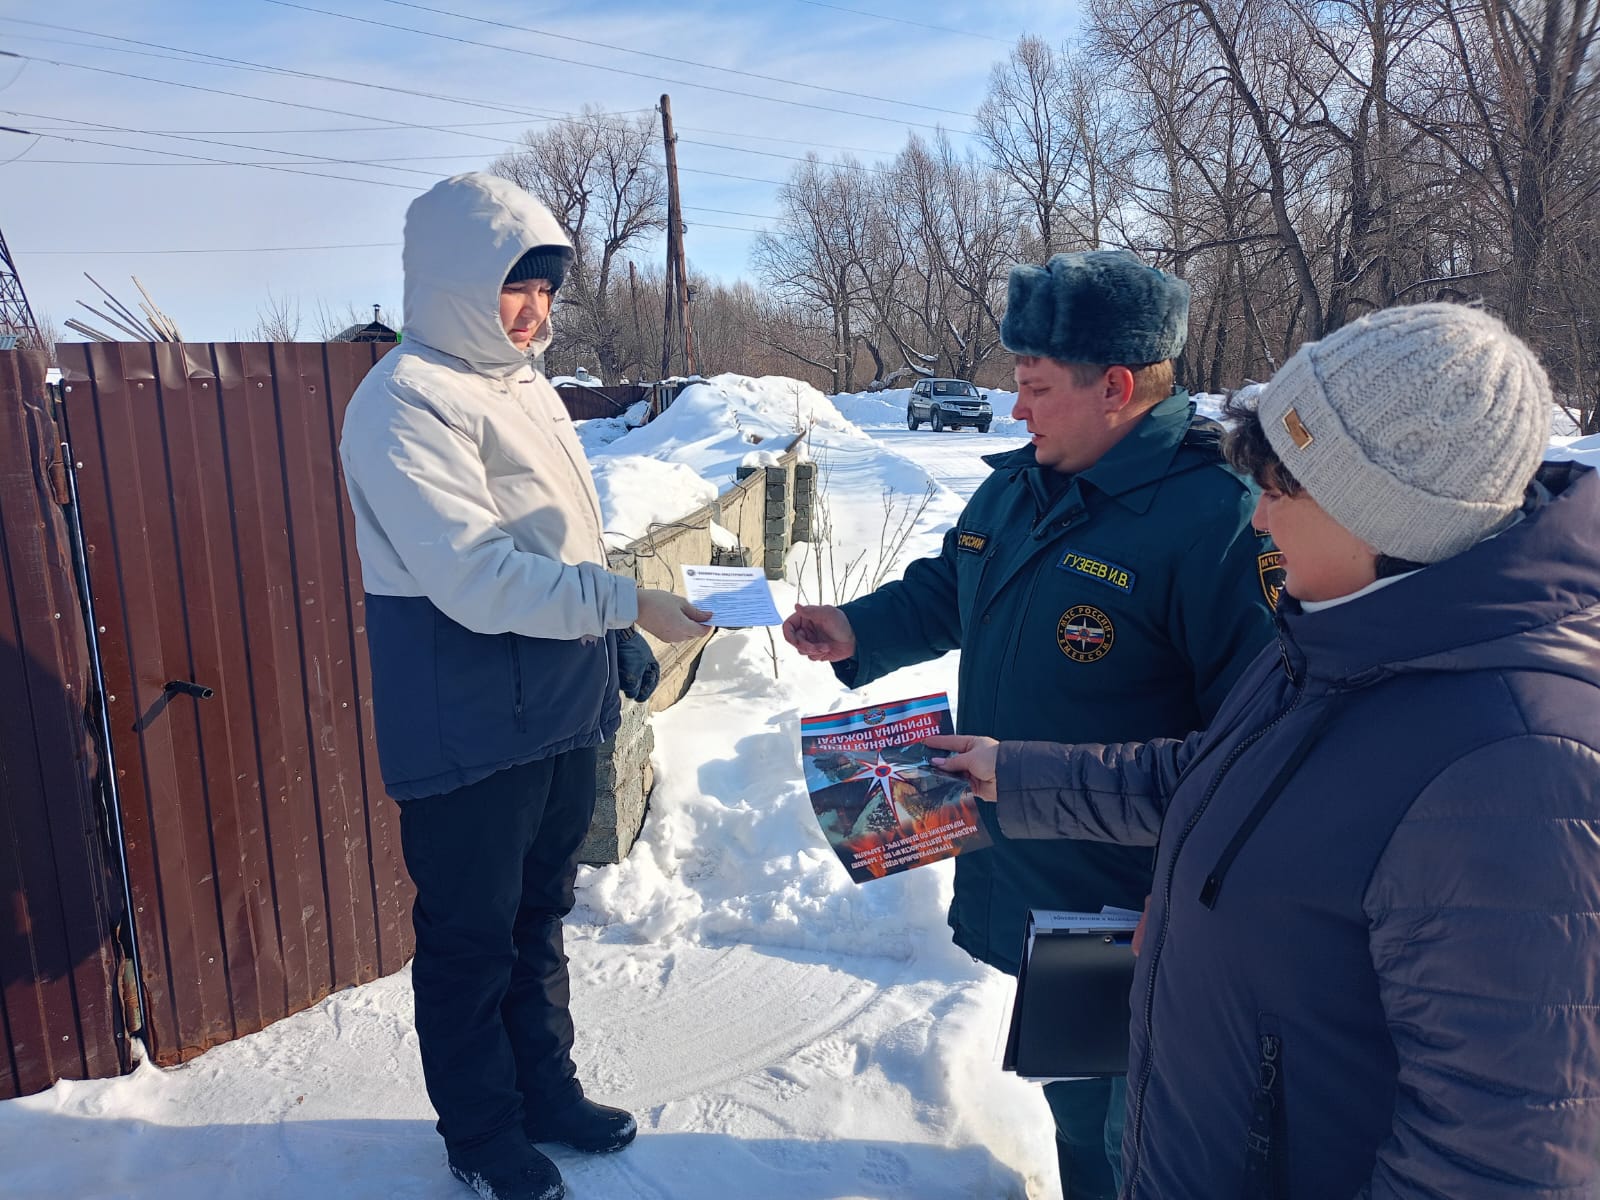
left=0, top=0, right=1077, bottom=341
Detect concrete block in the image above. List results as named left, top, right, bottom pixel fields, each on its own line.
left=580, top=700, right=656, bottom=865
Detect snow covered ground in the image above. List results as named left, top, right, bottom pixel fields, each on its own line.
left=4, top=374, right=1595, bottom=1200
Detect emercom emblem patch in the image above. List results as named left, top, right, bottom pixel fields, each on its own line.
left=957, top=530, right=989, bottom=554
left=1057, top=548, right=1135, bottom=594
left=1258, top=550, right=1286, bottom=610
left=1057, top=604, right=1115, bottom=663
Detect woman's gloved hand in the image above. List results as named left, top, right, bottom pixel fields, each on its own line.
left=616, top=626, right=660, bottom=702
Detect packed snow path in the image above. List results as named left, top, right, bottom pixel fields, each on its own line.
left=863, top=426, right=1026, bottom=498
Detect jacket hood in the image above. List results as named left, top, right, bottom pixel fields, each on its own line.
left=402, top=172, right=573, bottom=375
left=1281, top=463, right=1600, bottom=688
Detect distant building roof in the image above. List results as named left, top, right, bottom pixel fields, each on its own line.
left=333, top=319, right=399, bottom=344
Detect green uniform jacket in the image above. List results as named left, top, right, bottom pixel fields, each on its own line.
left=836, top=392, right=1277, bottom=973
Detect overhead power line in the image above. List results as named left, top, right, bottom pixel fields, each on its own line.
left=4, top=107, right=798, bottom=193
left=679, top=125, right=900, bottom=158
left=1, top=110, right=450, bottom=181
left=9, top=153, right=486, bottom=167
left=24, top=242, right=401, bottom=255
left=0, top=116, right=542, bottom=135
left=0, top=22, right=643, bottom=127
left=0, top=122, right=420, bottom=191
left=9, top=107, right=872, bottom=177
left=685, top=206, right=776, bottom=220
left=790, top=0, right=1014, bottom=44
left=6, top=52, right=561, bottom=145
left=667, top=164, right=786, bottom=186
left=368, top=0, right=969, bottom=117
left=679, top=137, right=875, bottom=170
left=262, top=0, right=968, bottom=134
left=1, top=19, right=911, bottom=161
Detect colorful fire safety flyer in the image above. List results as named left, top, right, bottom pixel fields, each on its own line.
left=799, top=692, right=992, bottom=883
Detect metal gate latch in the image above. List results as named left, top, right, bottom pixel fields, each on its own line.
left=162, top=680, right=215, bottom=700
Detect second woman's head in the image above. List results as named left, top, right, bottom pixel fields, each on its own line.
left=1223, top=303, right=1551, bottom=602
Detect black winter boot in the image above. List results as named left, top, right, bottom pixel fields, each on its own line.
left=525, top=1097, right=638, bottom=1153
left=448, top=1147, right=565, bottom=1200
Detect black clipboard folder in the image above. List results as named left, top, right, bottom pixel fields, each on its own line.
left=1002, top=910, right=1139, bottom=1081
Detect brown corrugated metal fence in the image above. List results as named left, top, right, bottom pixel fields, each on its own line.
left=554, top=383, right=648, bottom=420
left=56, top=341, right=415, bottom=1066
left=0, top=348, right=126, bottom=1099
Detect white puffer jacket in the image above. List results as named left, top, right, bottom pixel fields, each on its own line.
left=340, top=172, right=634, bottom=799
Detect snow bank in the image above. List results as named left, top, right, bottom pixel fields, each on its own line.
left=600, top=375, right=854, bottom=470
left=1548, top=432, right=1600, bottom=468
left=577, top=378, right=979, bottom=963
left=577, top=629, right=959, bottom=962
left=828, top=388, right=910, bottom=428
left=592, top=458, right=717, bottom=548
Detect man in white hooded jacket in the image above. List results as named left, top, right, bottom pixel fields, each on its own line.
left=340, top=172, right=708, bottom=1200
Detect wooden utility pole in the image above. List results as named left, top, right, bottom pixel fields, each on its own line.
left=659, top=94, right=681, bottom=379
left=659, top=94, right=697, bottom=377
left=628, top=260, right=644, bottom=380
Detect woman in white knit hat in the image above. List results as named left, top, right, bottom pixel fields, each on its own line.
left=929, top=302, right=1600, bottom=1198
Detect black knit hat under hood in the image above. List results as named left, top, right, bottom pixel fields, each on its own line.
left=504, top=244, right=572, bottom=291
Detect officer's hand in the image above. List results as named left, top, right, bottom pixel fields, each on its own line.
left=782, top=604, right=857, bottom=662
left=925, top=734, right=1000, bottom=802
left=636, top=588, right=712, bottom=643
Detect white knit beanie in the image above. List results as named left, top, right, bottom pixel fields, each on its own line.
left=1257, top=303, right=1551, bottom=563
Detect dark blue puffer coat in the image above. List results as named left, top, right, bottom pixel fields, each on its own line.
left=996, top=462, right=1600, bottom=1198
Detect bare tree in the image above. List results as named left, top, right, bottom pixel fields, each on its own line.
left=1386, top=0, right=1600, bottom=334
left=976, top=36, right=1079, bottom=256
left=26, top=307, right=62, bottom=363
left=253, top=289, right=302, bottom=341
left=752, top=155, right=879, bottom=391
left=314, top=300, right=396, bottom=341
left=893, top=134, right=1017, bottom=380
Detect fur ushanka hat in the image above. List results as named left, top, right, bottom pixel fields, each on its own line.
left=1000, top=249, right=1189, bottom=366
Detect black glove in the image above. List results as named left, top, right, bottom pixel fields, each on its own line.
left=616, top=627, right=660, bottom=702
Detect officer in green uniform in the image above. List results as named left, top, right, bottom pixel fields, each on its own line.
left=784, top=250, right=1278, bottom=1199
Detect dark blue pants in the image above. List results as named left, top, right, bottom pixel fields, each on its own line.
left=1044, top=1076, right=1121, bottom=1200
left=399, top=749, right=597, bottom=1166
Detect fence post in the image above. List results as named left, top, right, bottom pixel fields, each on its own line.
left=761, top=465, right=789, bottom=580
left=791, top=461, right=817, bottom=544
